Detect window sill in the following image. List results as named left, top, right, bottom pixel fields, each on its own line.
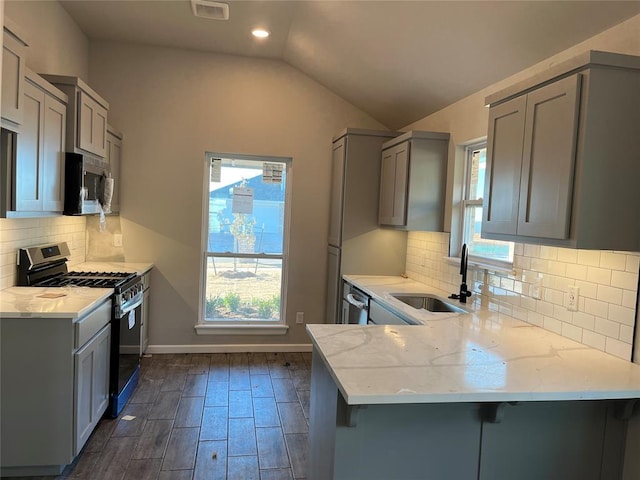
left=195, top=323, right=289, bottom=336
left=444, top=256, right=515, bottom=275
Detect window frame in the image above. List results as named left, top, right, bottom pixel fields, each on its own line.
left=196, top=152, right=292, bottom=335
left=459, top=141, right=514, bottom=270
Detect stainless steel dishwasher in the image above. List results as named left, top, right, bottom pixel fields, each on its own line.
left=341, top=282, right=370, bottom=325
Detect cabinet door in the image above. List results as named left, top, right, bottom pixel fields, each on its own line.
left=15, top=81, right=45, bottom=211
left=328, top=138, right=345, bottom=246
left=42, top=96, right=66, bottom=212
left=74, top=324, right=111, bottom=455
left=368, top=300, right=407, bottom=325
left=516, top=74, right=581, bottom=239
left=1, top=31, right=26, bottom=126
left=106, top=131, right=122, bottom=213
left=78, top=91, right=107, bottom=158
left=378, top=142, right=409, bottom=226
left=482, top=96, right=526, bottom=235
left=479, top=401, right=621, bottom=480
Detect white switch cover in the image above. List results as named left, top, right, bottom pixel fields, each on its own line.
left=113, top=233, right=123, bottom=247
left=567, top=286, right=579, bottom=312
left=295, top=312, right=304, bottom=324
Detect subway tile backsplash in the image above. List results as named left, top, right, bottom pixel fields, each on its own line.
left=406, top=231, right=639, bottom=361
left=0, top=217, right=86, bottom=289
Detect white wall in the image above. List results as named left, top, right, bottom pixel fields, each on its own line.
left=87, top=41, right=386, bottom=348
left=4, top=0, right=88, bottom=79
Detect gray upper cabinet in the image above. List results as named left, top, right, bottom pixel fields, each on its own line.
left=40, top=75, right=109, bottom=159
left=105, top=126, right=122, bottom=214
left=10, top=69, right=67, bottom=215
left=378, top=140, right=409, bottom=226
left=327, top=137, right=346, bottom=246
left=328, top=129, right=399, bottom=246
left=483, top=51, right=640, bottom=251
left=378, top=131, right=450, bottom=231
left=1, top=20, right=28, bottom=131
left=484, top=75, right=580, bottom=239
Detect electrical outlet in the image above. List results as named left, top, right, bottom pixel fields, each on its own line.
left=113, top=233, right=123, bottom=247
left=295, top=312, right=304, bottom=324
left=567, top=286, right=579, bottom=312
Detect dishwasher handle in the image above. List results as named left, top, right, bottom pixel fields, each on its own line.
left=346, top=293, right=368, bottom=310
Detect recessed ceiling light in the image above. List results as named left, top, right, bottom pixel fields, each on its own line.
left=251, top=29, right=270, bottom=39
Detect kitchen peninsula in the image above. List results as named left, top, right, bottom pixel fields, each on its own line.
left=307, top=276, right=640, bottom=480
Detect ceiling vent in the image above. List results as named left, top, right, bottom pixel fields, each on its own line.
left=191, top=0, right=229, bottom=20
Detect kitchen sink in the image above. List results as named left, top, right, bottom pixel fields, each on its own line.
left=391, top=294, right=468, bottom=314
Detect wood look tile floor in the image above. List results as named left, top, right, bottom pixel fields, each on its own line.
left=10, top=352, right=311, bottom=480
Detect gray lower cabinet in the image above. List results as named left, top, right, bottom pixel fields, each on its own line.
left=74, top=323, right=111, bottom=455
left=479, top=401, right=626, bottom=480
left=309, top=349, right=630, bottom=480
left=0, top=300, right=111, bottom=476
left=367, top=299, right=408, bottom=325
left=483, top=51, right=640, bottom=251
left=378, top=130, right=450, bottom=231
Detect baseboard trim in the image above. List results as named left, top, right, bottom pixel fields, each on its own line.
left=146, top=343, right=313, bottom=354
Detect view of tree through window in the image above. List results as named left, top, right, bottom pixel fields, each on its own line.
left=202, top=155, right=289, bottom=323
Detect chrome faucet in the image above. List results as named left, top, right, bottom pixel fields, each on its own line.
left=449, top=243, right=472, bottom=304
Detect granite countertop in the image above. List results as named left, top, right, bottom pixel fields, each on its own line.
left=306, top=275, right=640, bottom=405
left=0, top=286, right=112, bottom=319
left=0, top=262, right=153, bottom=318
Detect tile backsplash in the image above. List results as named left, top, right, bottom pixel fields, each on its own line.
left=406, top=231, right=639, bottom=361
left=0, top=217, right=87, bottom=289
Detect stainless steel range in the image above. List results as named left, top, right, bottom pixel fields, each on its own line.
left=17, top=242, right=143, bottom=418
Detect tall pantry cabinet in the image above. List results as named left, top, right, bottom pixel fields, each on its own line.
left=326, top=129, right=407, bottom=324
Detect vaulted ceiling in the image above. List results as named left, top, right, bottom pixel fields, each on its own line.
left=58, top=0, right=640, bottom=130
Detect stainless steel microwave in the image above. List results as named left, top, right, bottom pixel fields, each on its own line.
left=64, top=153, right=111, bottom=215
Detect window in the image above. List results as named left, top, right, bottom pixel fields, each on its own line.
left=199, top=153, right=290, bottom=330
left=461, top=143, right=514, bottom=265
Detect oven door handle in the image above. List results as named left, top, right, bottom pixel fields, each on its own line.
left=116, top=291, right=144, bottom=318
left=346, top=294, right=367, bottom=310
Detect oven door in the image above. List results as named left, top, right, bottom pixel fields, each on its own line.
left=109, top=299, right=142, bottom=417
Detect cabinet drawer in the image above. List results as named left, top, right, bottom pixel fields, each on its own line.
left=368, top=300, right=409, bottom=325
left=75, top=299, right=111, bottom=349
